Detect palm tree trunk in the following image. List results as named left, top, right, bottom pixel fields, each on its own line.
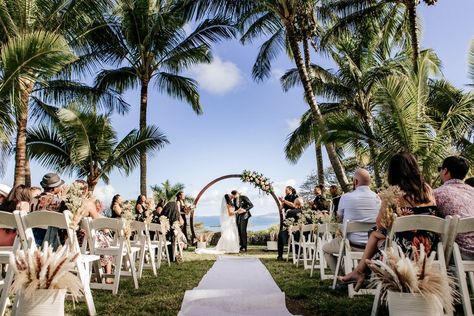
left=368, top=138, right=382, bottom=188
left=285, top=23, right=350, bottom=192
left=407, top=1, right=419, bottom=72
left=139, top=79, right=149, bottom=196
left=13, top=77, right=34, bottom=187
left=24, top=159, right=31, bottom=187
left=315, top=142, right=324, bottom=184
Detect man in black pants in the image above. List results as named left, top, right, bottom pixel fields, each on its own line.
left=232, top=190, right=253, bottom=253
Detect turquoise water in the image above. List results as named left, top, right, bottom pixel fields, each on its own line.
left=194, top=214, right=279, bottom=232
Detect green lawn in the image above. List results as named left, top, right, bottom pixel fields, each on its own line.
left=64, top=246, right=381, bottom=315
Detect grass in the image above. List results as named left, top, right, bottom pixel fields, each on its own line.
left=64, top=246, right=379, bottom=315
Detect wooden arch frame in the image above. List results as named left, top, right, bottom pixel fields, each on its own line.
left=190, top=174, right=282, bottom=243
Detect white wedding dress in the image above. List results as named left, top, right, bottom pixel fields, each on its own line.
left=195, top=197, right=240, bottom=254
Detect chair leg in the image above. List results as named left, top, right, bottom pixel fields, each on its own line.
left=76, top=260, right=97, bottom=316
left=0, top=265, right=15, bottom=316
left=310, top=239, right=318, bottom=278
left=370, top=283, right=382, bottom=316
left=126, top=251, right=139, bottom=290
left=137, top=243, right=146, bottom=279
left=113, top=252, right=124, bottom=295
left=332, top=239, right=345, bottom=289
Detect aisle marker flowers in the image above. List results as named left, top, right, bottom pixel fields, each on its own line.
left=63, top=182, right=87, bottom=230
left=241, top=170, right=274, bottom=194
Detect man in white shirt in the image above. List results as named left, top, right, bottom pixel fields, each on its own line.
left=322, top=168, right=381, bottom=273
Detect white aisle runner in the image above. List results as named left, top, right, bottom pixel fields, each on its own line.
left=179, top=256, right=293, bottom=316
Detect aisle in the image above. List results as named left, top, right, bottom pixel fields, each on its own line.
left=178, top=256, right=293, bottom=316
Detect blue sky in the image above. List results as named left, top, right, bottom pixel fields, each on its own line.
left=2, top=1, right=474, bottom=217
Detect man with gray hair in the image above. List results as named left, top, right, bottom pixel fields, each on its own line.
left=322, top=168, right=381, bottom=273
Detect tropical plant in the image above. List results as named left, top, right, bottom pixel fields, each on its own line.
left=321, top=0, right=438, bottom=71
left=151, top=180, right=193, bottom=204
left=0, top=0, right=114, bottom=186
left=189, top=0, right=351, bottom=191
left=26, top=105, right=168, bottom=192
left=92, top=0, right=235, bottom=195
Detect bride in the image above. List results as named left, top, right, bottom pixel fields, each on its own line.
left=196, top=194, right=240, bottom=254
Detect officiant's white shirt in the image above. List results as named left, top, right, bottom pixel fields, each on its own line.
left=337, top=186, right=381, bottom=245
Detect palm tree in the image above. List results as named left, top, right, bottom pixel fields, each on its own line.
left=151, top=180, right=194, bottom=204
left=26, top=105, right=168, bottom=192
left=93, top=0, right=235, bottom=195
left=190, top=0, right=351, bottom=191
left=0, top=0, right=113, bottom=186
left=282, top=34, right=404, bottom=188
left=321, top=0, right=438, bottom=71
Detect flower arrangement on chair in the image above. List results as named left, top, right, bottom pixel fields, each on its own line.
left=241, top=170, right=274, bottom=194
left=63, top=182, right=88, bottom=230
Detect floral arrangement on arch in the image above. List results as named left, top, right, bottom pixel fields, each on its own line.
left=241, top=170, right=274, bottom=195
left=10, top=243, right=83, bottom=300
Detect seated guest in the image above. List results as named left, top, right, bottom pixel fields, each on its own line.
left=0, top=184, right=11, bottom=205
left=311, top=184, right=329, bottom=212
left=0, top=185, right=32, bottom=246
left=135, top=194, right=147, bottom=221
left=31, top=173, right=66, bottom=245
left=435, top=156, right=474, bottom=260
left=277, top=186, right=299, bottom=260
left=338, top=152, right=437, bottom=290
left=110, top=194, right=122, bottom=218
left=30, top=186, right=42, bottom=199
left=322, top=168, right=380, bottom=274
left=329, top=184, right=342, bottom=214
left=465, top=177, right=474, bottom=188
left=152, top=199, right=166, bottom=223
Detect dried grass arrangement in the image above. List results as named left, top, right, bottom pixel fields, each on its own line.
left=378, top=185, right=405, bottom=229
left=121, top=200, right=135, bottom=239
left=368, top=245, right=457, bottom=313
left=64, top=182, right=88, bottom=230
left=10, top=243, right=83, bottom=300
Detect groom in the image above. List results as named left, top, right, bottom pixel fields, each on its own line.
left=231, top=190, right=253, bottom=252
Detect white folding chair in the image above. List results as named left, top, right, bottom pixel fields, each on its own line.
left=13, top=210, right=97, bottom=315
left=0, top=212, right=21, bottom=316
left=286, top=225, right=300, bottom=264
left=148, top=223, right=171, bottom=268
left=131, top=221, right=157, bottom=278
left=310, top=223, right=337, bottom=279
left=297, top=224, right=316, bottom=269
left=85, top=217, right=139, bottom=295
left=331, top=220, right=375, bottom=298
left=371, top=215, right=452, bottom=316
left=450, top=216, right=474, bottom=316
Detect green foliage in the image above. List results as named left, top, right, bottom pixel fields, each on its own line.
left=150, top=180, right=194, bottom=204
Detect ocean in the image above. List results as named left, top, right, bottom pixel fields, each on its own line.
left=194, top=214, right=280, bottom=232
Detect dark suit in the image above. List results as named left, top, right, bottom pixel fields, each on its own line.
left=162, top=202, right=180, bottom=261
left=233, top=195, right=253, bottom=250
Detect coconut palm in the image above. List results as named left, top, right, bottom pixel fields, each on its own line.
left=26, top=106, right=168, bottom=192
left=283, top=34, right=405, bottom=187
left=0, top=0, right=115, bottom=186
left=151, top=180, right=194, bottom=204
left=92, top=0, right=235, bottom=195
left=189, top=0, right=351, bottom=191
left=321, top=0, right=438, bottom=71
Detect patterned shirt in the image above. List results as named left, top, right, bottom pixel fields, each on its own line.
left=434, top=179, right=474, bottom=257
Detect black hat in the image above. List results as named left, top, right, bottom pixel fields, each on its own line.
left=40, top=173, right=65, bottom=189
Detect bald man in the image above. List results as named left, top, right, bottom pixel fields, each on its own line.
left=322, top=168, right=381, bottom=273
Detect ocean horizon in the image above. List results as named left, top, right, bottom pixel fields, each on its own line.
left=194, top=213, right=279, bottom=232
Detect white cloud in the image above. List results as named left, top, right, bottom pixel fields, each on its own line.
left=93, top=185, right=116, bottom=206
left=286, top=118, right=300, bottom=131
left=190, top=56, right=242, bottom=94
left=271, top=68, right=285, bottom=81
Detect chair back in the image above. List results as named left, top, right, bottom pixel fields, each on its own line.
left=455, top=216, right=474, bottom=234
left=0, top=211, right=17, bottom=230
left=342, top=220, right=374, bottom=236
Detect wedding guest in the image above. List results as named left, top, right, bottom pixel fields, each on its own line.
left=152, top=199, right=166, bottom=223
left=110, top=194, right=122, bottom=218
left=277, top=186, right=299, bottom=260
left=465, top=177, right=474, bottom=188
left=0, top=184, right=11, bottom=205
left=322, top=168, right=380, bottom=274
left=0, top=185, right=32, bottom=246
left=435, top=156, right=474, bottom=259
left=135, top=194, right=147, bottom=221
left=176, top=192, right=191, bottom=242
left=31, top=173, right=66, bottom=245
left=311, top=184, right=329, bottom=212
left=161, top=201, right=181, bottom=262
left=329, top=184, right=342, bottom=213
left=30, top=186, right=42, bottom=199
left=338, top=153, right=437, bottom=291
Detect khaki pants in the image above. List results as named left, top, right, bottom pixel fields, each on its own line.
left=322, top=237, right=365, bottom=274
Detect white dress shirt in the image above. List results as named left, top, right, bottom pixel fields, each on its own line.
left=337, top=186, right=381, bottom=245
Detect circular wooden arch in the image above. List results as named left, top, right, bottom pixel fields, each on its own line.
left=190, top=174, right=282, bottom=243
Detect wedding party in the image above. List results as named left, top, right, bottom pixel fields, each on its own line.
left=1, top=0, right=474, bottom=315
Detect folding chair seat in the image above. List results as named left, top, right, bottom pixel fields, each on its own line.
left=148, top=223, right=171, bottom=268
left=131, top=221, right=157, bottom=278
left=297, top=224, right=316, bottom=269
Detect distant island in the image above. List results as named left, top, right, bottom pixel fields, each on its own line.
left=194, top=213, right=279, bottom=232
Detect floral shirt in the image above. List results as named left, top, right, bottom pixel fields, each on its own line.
left=434, top=179, right=474, bottom=257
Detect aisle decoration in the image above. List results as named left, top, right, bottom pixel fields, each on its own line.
left=159, top=216, right=170, bottom=234
left=10, top=243, right=82, bottom=315
left=368, top=245, right=456, bottom=315
left=378, top=185, right=405, bottom=229
left=63, top=182, right=87, bottom=230
left=241, top=170, right=274, bottom=194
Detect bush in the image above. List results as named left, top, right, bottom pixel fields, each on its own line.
left=208, top=224, right=280, bottom=246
